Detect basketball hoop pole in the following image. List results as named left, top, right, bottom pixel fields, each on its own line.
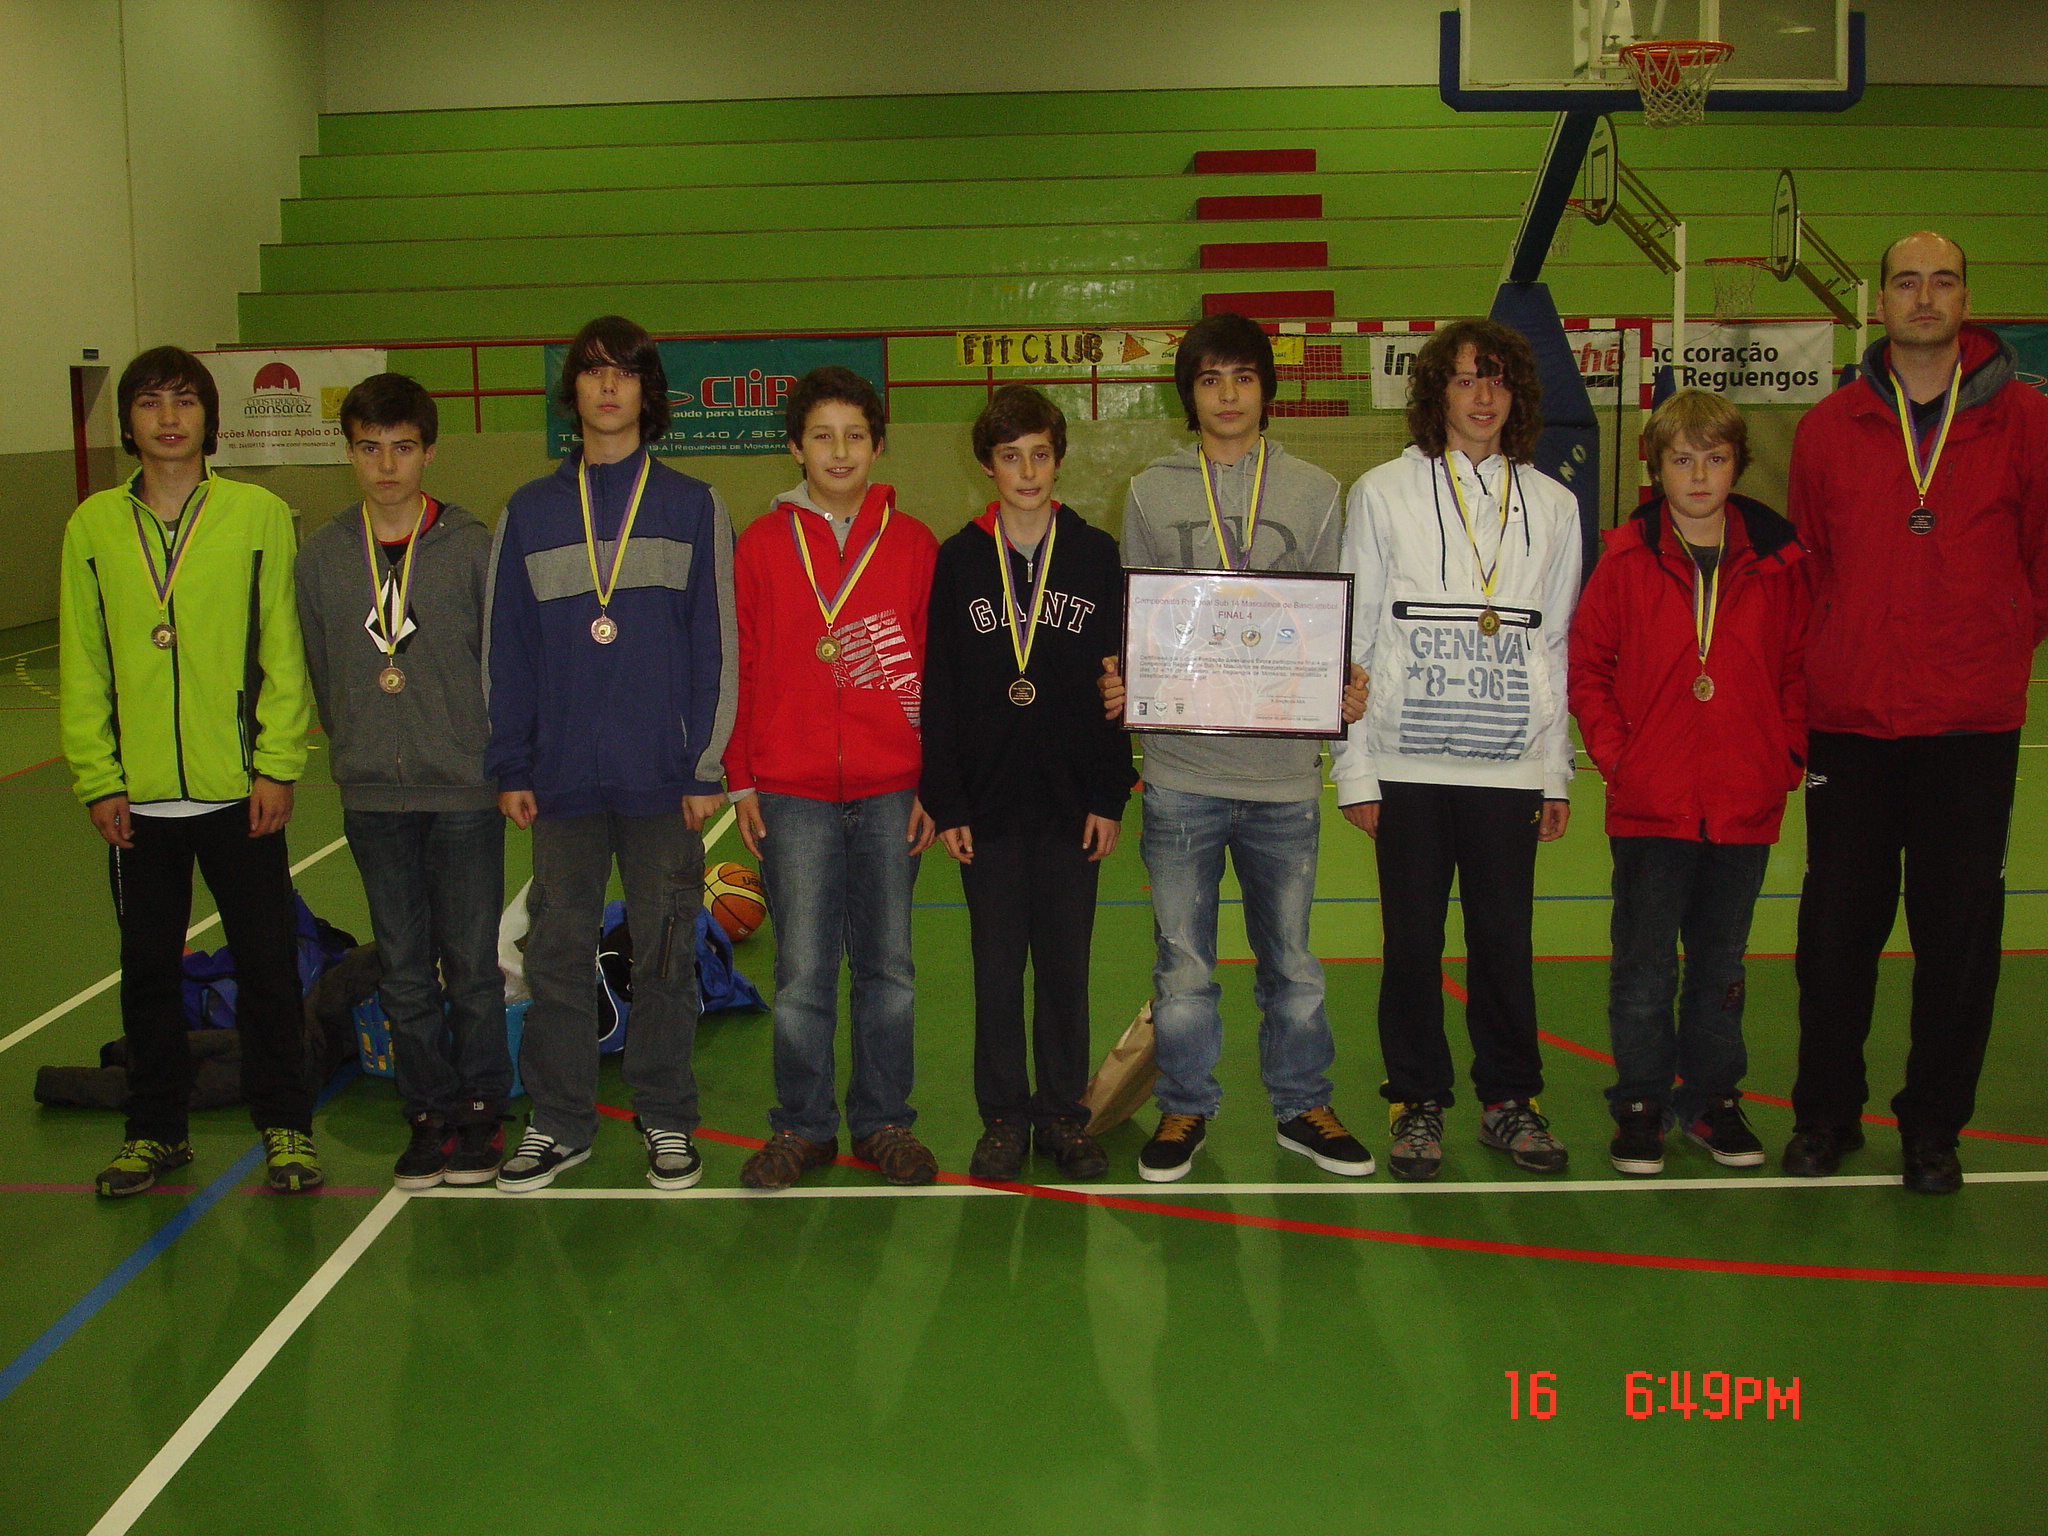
left=1672, top=223, right=1688, bottom=381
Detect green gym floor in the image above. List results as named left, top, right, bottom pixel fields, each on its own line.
left=1, top=614, right=2042, bottom=1535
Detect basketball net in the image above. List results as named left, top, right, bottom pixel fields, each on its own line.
left=1621, top=40, right=1734, bottom=128
left=1705, top=257, right=1768, bottom=323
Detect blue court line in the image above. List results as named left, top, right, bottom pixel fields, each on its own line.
left=914, top=890, right=2048, bottom=910
left=0, top=1065, right=357, bottom=1406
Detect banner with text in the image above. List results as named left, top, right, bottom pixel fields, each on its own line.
left=1988, top=323, right=2048, bottom=397
left=1649, top=321, right=1833, bottom=404
left=1371, top=331, right=1623, bottom=410
left=199, top=349, right=386, bottom=465
left=956, top=328, right=1303, bottom=370
left=545, top=336, right=888, bottom=456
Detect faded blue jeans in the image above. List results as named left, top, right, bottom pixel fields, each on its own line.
left=756, top=788, right=920, bottom=1144
left=1605, top=836, right=1771, bottom=1124
left=1140, top=785, right=1335, bottom=1121
left=344, top=807, right=511, bottom=1121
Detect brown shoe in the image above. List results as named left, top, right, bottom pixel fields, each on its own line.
left=852, top=1124, right=939, bottom=1186
left=739, top=1130, right=837, bottom=1191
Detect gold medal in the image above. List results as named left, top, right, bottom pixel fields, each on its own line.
left=1892, top=358, right=1961, bottom=538
left=1478, top=607, right=1501, bottom=636
left=578, top=452, right=651, bottom=648
left=1693, top=673, right=1715, bottom=702
left=379, top=664, right=406, bottom=694
left=129, top=473, right=211, bottom=655
left=1908, top=507, right=1936, bottom=535
left=815, top=634, right=841, bottom=662
left=360, top=495, right=431, bottom=680
left=1008, top=677, right=1037, bottom=707
left=1196, top=438, right=1267, bottom=571
left=792, top=497, right=892, bottom=665
left=591, top=614, right=619, bottom=645
left=992, top=505, right=1059, bottom=712
left=1443, top=456, right=1515, bottom=628
left=149, top=622, right=176, bottom=649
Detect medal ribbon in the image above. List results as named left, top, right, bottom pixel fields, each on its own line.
left=1889, top=356, right=1964, bottom=507
left=1196, top=437, right=1266, bottom=570
left=790, top=500, right=893, bottom=633
left=994, top=508, right=1059, bottom=679
left=127, top=472, right=213, bottom=615
left=359, top=495, right=431, bottom=661
left=1442, top=455, right=1510, bottom=606
left=577, top=453, right=653, bottom=615
left=1691, top=523, right=1725, bottom=675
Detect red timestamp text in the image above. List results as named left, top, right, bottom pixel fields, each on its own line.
left=1504, top=1370, right=1559, bottom=1418
left=1624, top=1371, right=1800, bottom=1420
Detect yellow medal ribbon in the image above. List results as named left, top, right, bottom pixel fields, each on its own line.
left=1196, top=436, right=1266, bottom=571
left=127, top=470, right=213, bottom=619
left=790, top=499, right=893, bottom=655
left=1688, top=520, right=1726, bottom=702
left=577, top=452, right=653, bottom=622
left=1890, top=355, right=1964, bottom=523
left=994, top=507, right=1059, bottom=683
left=359, top=495, right=431, bottom=664
left=1443, top=454, right=1510, bottom=630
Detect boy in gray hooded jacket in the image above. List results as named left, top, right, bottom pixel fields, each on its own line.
left=296, top=373, right=510, bottom=1190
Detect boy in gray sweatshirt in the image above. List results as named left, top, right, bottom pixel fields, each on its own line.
left=296, top=373, right=509, bottom=1189
left=1104, top=314, right=1374, bottom=1183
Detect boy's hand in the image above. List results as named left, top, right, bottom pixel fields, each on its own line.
left=89, top=794, right=135, bottom=850
left=681, top=793, right=723, bottom=832
left=499, top=790, right=538, bottom=830
left=939, top=826, right=974, bottom=864
left=1097, top=655, right=1125, bottom=721
left=734, top=793, right=766, bottom=856
left=907, top=798, right=937, bottom=856
left=1538, top=799, right=1571, bottom=842
left=1082, top=813, right=1120, bottom=862
left=249, top=777, right=293, bottom=837
left=1340, top=801, right=1380, bottom=838
left=1341, top=664, right=1370, bottom=724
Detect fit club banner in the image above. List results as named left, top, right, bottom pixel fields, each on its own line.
left=1649, top=321, right=1833, bottom=404
left=954, top=329, right=1304, bottom=370
left=198, top=349, right=386, bottom=466
left=544, top=336, right=887, bottom=456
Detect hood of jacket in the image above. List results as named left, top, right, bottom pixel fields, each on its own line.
left=1859, top=323, right=2015, bottom=415
left=1613, top=491, right=1803, bottom=569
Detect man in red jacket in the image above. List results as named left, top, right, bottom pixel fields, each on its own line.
left=726, top=366, right=942, bottom=1190
left=1571, top=391, right=1810, bottom=1177
left=1785, top=231, right=2048, bottom=1194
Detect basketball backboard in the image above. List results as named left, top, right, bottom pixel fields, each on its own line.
left=1443, top=2, right=1863, bottom=113
left=1770, top=168, right=1802, bottom=277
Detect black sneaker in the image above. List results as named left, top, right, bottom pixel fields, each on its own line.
left=1138, top=1113, right=1207, bottom=1183
left=1901, top=1139, right=1963, bottom=1195
left=445, top=1103, right=506, bottom=1186
left=1478, top=1098, right=1569, bottom=1173
left=1608, top=1100, right=1666, bottom=1176
left=1684, top=1096, right=1765, bottom=1168
left=969, top=1121, right=1029, bottom=1181
left=637, top=1117, right=703, bottom=1190
left=1387, top=1101, right=1445, bottom=1181
left=1035, top=1119, right=1109, bottom=1181
left=496, top=1127, right=591, bottom=1193
left=393, top=1113, right=453, bottom=1190
left=95, top=1138, right=194, bottom=1198
left=1276, top=1105, right=1375, bottom=1176
left=1781, top=1124, right=1865, bottom=1178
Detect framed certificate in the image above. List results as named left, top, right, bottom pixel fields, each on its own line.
left=1119, top=567, right=1354, bottom=739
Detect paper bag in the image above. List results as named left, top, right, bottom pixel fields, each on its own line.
left=1082, top=1000, right=1159, bottom=1137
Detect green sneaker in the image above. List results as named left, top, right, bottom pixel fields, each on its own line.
left=261, top=1128, right=324, bottom=1194
left=95, top=1138, right=194, bottom=1198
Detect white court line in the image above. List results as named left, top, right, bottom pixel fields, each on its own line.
left=86, top=1187, right=410, bottom=1536
left=411, top=1169, right=2048, bottom=1200
left=0, top=834, right=348, bottom=1057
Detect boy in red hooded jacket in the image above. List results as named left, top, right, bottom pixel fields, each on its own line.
left=726, top=367, right=941, bottom=1191
left=1570, top=390, right=1811, bottom=1176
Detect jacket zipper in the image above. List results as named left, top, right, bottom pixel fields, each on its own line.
left=168, top=593, right=189, bottom=799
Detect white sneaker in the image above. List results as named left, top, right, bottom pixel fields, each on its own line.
left=495, top=1128, right=591, bottom=1193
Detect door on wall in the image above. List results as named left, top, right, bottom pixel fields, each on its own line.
left=70, top=365, right=118, bottom=502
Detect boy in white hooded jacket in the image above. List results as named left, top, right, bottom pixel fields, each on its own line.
left=1332, top=319, right=1581, bottom=1180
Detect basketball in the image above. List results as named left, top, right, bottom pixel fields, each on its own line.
left=704, top=860, right=767, bottom=940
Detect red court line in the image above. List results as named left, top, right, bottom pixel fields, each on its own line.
left=0, top=755, right=60, bottom=783
left=1438, top=970, right=2048, bottom=1148
left=592, top=1103, right=2046, bottom=1288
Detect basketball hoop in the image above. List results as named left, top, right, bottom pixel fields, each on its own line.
left=1620, top=40, right=1734, bottom=128
left=1705, top=256, right=1770, bottom=323
left=1549, top=198, right=1590, bottom=262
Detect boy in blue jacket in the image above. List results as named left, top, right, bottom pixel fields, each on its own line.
left=486, top=315, right=737, bottom=1191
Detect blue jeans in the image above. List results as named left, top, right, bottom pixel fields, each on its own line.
left=343, top=808, right=511, bottom=1120
left=1140, top=786, right=1335, bottom=1120
left=1606, top=836, right=1770, bottom=1123
left=756, top=789, right=920, bottom=1143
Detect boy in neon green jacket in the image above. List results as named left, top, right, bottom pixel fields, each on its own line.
left=59, top=346, right=319, bottom=1196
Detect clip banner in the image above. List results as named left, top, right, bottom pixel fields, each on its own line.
left=1371, top=332, right=1623, bottom=410
left=198, top=349, right=386, bottom=465
left=1649, top=321, right=1833, bottom=404
left=957, top=329, right=1304, bottom=370
left=545, top=336, right=887, bottom=457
